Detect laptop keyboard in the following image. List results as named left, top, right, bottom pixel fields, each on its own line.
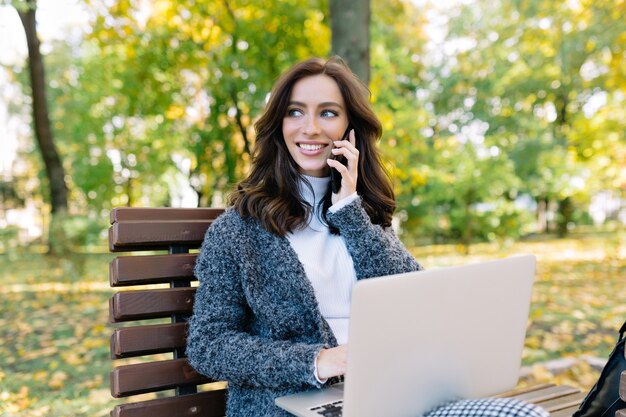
left=310, top=400, right=343, bottom=416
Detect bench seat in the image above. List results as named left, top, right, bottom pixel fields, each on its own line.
left=109, top=383, right=582, bottom=417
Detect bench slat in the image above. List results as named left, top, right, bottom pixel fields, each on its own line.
left=110, top=254, right=198, bottom=286
left=110, top=207, right=224, bottom=223
left=111, top=390, right=227, bottom=417
left=495, top=383, right=556, bottom=398
left=497, top=384, right=582, bottom=415
left=535, top=391, right=587, bottom=413
left=111, top=323, right=187, bottom=359
left=109, top=221, right=211, bottom=252
left=110, top=358, right=211, bottom=397
left=109, top=288, right=195, bottom=322
left=506, top=384, right=580, bottom=403
left=550, top=404, right=583, bottom=417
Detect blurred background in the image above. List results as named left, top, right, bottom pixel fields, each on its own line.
left=0, top=0, right=624, bottom=415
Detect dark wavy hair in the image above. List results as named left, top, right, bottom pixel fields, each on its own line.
left=229, top=56, right=396, bottom=236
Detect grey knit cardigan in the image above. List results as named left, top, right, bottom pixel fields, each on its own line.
left=186, top=197, right=422, bottom=417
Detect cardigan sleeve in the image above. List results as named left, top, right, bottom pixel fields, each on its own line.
left=186, top=214, right=327, bottom=390
left=326, top=197, right=423, bottom=279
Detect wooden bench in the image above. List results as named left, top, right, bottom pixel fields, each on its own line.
left=107, top=207, right=584, bottom=417
left=108, top=207, right=226, bottom=417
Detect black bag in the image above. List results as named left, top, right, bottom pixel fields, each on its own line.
left=573, top=321, right=626, bottom=417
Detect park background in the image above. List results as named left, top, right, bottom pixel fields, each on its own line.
left=0, top=0, right=625, bottom=415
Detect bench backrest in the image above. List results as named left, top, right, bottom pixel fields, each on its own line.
left=108, top=207, right=226, bottom=417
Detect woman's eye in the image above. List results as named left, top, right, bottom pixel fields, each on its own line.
left=321, top=110, right=338, bottom=118
left=287, top=108, right=303, bottom=117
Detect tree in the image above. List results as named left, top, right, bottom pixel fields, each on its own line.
left=71, top=0, right=330, bottom=209
left=13, top=0, right=69, bottom=253
left=330, top=0, right=370, bottom=84
left=431, top=0, right=626, bottom=236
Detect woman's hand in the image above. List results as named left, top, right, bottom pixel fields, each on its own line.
left=316, top=345, right=348, bottom=380
left=327, top=129, right=359, bottom=205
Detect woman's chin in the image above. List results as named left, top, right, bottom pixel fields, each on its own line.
left=298, top=165, right=331, bottom=178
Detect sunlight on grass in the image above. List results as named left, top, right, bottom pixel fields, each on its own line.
left=0, top=230, right=624, bottom=416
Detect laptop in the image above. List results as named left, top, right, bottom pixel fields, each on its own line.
left=275, top=255, right=536, bottom=417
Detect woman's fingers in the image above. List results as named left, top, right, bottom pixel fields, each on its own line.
left=316, top=345, right=349, bottom=379
left=332, top=130, right=359, bottom=163
left=331, top=145, right=358, bottom=165
left=331, top=130, right=359, bottom=177
left=327, top=129, right=359, bottom=203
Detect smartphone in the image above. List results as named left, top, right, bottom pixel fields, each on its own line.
left=330, top=126, right=352, bottom=194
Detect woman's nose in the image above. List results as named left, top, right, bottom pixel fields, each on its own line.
left=303, top=116, right=321, bottom=135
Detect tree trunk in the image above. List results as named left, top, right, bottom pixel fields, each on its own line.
left=329, top=0, right=370, bottom=84
left=17, top=3, right=68, bottom=214
left=461, top=190, right=474, bottom=255
left=125, top=177, right=134, bottom=207
left=17, top=1, right=70, bottom=254
left=556, top=196, right=573, bottom=238
left=537, top=197, right=548, bottom=233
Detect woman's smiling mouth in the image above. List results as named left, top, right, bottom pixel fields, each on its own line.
left=298, top=143, right=327, bottom=151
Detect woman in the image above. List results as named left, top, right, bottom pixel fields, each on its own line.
left=186, top=56, right=547, bottom=417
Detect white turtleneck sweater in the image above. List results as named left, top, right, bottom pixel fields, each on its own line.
left=286, top=175, right=359, bottom=347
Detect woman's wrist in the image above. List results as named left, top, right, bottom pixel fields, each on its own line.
left=328, top=192, right=359, bottom=214
left=314, top=351, right=329, bottom=384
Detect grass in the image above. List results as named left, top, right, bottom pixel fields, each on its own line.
left=0, top=253, right=115, bottom=417
left=0, top=228, right=624, bottom=416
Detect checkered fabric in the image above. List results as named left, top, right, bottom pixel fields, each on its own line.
left=425, top=398, right=550, bottom=417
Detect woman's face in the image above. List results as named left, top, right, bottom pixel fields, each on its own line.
left=282, top=74, right=349, bottom=177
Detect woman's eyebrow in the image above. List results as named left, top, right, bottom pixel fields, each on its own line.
left=288, top=100, right=344, bottom=109
left=320, top=101, right=343, bottom=109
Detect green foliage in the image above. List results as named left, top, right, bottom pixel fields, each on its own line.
left=70, top=0, right=331, bottom=207
left=4, top=0, right=625, bottom=249
left=0, top=225, right=20, bottom=253
left=56, top=214, right=108, bottom=249
left=428, top=0, right=626, bottom=238
left=47, top=212, right=107, bottom=255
